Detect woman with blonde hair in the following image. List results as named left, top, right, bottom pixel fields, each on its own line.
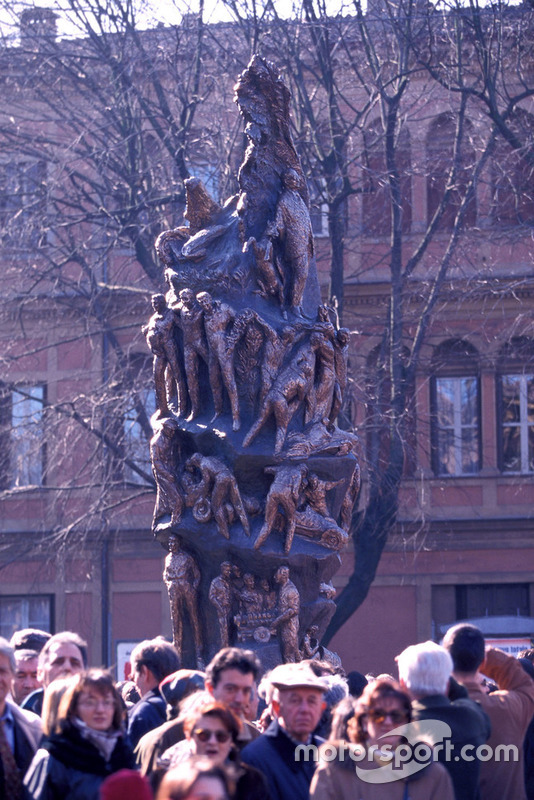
left=41, top=677, right=77, bottom=738
left=24, top=669, right=135, bottom=799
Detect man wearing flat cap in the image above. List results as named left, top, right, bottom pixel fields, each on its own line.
left=241, top=663, right=327, bottom=800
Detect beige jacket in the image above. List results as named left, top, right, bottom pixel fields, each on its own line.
left=459, top=647, right=534, bottom=800
left=310, top=741, right=455, bottom=800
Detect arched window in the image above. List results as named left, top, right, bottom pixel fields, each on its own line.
left=426, top=114, right=476, bottom=230
left=498, top=337, right=534, bottom=474
left=431, top=339, right=480, bottom=476
left=362, top=118, right=411, bottom=236
left=491, top=109, right=534, bottom=227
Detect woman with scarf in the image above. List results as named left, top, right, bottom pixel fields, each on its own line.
left=24, top=669, right=135, bottom=800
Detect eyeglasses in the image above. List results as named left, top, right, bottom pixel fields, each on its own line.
left=78, top=697, right=115, bottom=709
left=368, top=709, right=408, bottom=725
left=193, top=728, right=232, bottom=744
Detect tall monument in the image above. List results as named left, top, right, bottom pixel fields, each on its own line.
left=146, top=56, right=360, bottom=668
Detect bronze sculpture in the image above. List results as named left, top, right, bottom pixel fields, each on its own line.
left=146, top=56, right=360, bottom=667
left=209, top=562, right=233, bottom=648
left=174, top=288, right=210, bottom=422
left=270, top=566, right=301, bottom=663
left=183, top=453, right=250, bottom=539
left=268, top=169, right=314, bottom=316
left=142, top=294, right=187, bottom=417
left=254, top=464, right=307, bottom=555
left=243, top=334, right=321, bottom=454
left=164, top=534, right=203, bottom=667
left=196, top=292, right=242, bottom=431
left=150, top=418, right=183, bottom=527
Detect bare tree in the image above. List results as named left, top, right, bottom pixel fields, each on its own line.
left=0, top=0, right=243, bottom=558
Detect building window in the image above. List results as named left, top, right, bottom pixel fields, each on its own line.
left=500, top=374, right=534, bottom=473
left=492, top=109, right=534, bottom=227
left=365, top=344, right=416, bottom=476
left=431, top=340, right=480, bottom=476
left=432, top=582, right=531, bottom=637
left=0, top=160, right=47, bottom=247
left=498, top=337, right=534, bottom=474
left=426, top=114, right=476, bottom=230
left=0, top=385, right=46, bottom=488
left=434, top=377, right=480, bottom=476
left=362, top=118, right=411, bottom=236
left=308, top=178, right=329, bottom=238
left=0, top=595, right=53, bottom=641
left=123, top=386, right=156, bottom=485
left=456, top=583, right=530, bottom=620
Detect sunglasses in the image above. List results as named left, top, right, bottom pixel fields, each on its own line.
left=368, top=709, right=408, bottom=725
left=193, top=728, right=232, bottom=744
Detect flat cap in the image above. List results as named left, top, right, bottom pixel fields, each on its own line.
left=269, top=663, right=328, bottom=692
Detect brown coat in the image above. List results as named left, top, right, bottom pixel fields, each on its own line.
left=309, top=742, right=454, bottom=800
left=459, top=647, right=534, bottom=800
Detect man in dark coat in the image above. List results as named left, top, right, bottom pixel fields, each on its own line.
left=240, top=662, right=327, bottom=800
left=128, top=638, right=180, bottom=749
left=397, top=640, right=491, bottom=800
left=0, top=637, right=42, bottom=798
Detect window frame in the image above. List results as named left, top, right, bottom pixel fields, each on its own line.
left=0, top=159, right=48, bottom=249
left=0, top=383, right=47, bottom=489
left=0, top=594, right=54, bottom=641
left=431, top=374, right=482, bottom=477
left=498, top=371, right=534, bottom=475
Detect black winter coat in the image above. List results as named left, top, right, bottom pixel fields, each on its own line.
left=23, top=724, right=135, bottom=800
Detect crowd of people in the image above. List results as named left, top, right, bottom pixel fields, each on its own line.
left=1, top=623, right=533, bottom=799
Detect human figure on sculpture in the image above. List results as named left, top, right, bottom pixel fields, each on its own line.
left=245, top=234, right=284, bottom=307
left=304, top=472, right=343, bottom=521
left=339, top=461, right=360, bottom=532
left=163, top=534, right=203, bottom=668
left=196, top=292, right=241, bottom=431
left=254, top=464, right=308, bottom=554
left=184, top=453, right=250, bottom=539
left=300, top=624, right=321, bottom=660
left=142, top=293, right=187, bottom=417
left=174, top=288, right=210, bottom=422
left=259, top=578, right=277, bottom=612
left=309, top=309, right=337, bottom=424
left=270, top=566, right=301, bottom=663
left=238, top=573, right=263, bottom=618
left=243, top=333, right=321, bottom=455
left=330, top=327, right=350, bottom=424
left=150, top=418, right=184, bottom=527
left=268, top=168, right=314, bottom=316
left=247, top=311, right=299, bottom=406
left=208, top=562, right=233, bottom=649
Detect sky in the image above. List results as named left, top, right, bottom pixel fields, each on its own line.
left=0, top=0, right=352, bottom=43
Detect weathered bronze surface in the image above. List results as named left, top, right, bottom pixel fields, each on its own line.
left=147, top=56, right=360, bottom=667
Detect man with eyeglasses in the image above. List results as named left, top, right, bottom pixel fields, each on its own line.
left=397, top=640, right=490, bottom=800
left=240, top=662, right=327, bottom=800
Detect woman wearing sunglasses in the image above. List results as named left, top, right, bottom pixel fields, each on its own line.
left=310, top=679, right=455, bottom=799
left=160, top=698, right=271, bottom=800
